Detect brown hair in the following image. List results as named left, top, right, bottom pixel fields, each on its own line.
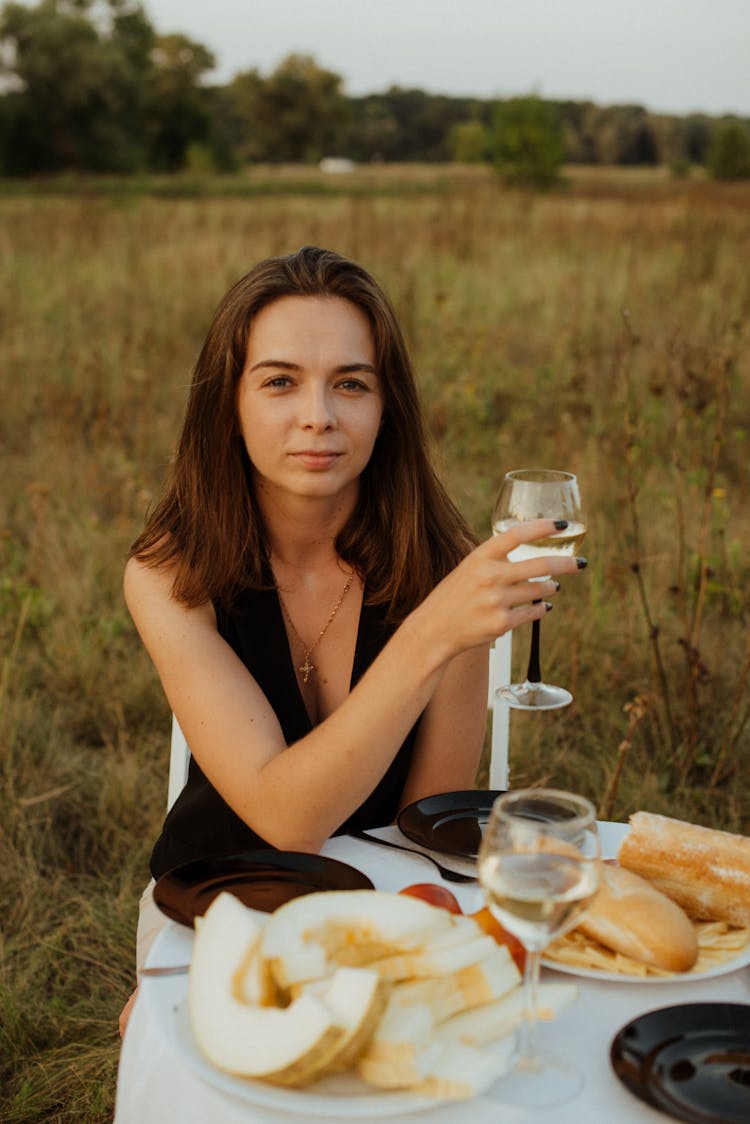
left=130, top=246, right=476, bottom=621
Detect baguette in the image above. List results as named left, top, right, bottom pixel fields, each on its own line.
left=618, top=811, right=750, bottom=928
left=577, top=863, right=698, bottom=971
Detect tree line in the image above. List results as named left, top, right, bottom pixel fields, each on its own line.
left=2, top=0, right=749, bottom=182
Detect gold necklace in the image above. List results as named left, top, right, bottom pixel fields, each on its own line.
left=277, top=571, right=355, bottom=685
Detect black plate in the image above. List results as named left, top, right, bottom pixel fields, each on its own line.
left=397, top=790, right=505, bottom=859
left=153, top=850, right=374, bottom=927
left=611, top=1003, right=750, bottom=1124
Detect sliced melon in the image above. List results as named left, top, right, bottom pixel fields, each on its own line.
left=390, top=943, right=520, bottom=1022
left=368, top=933, right=497, bottom=980
left=422, top=913, right=486, bottom=950
left=295, top=967, right=389, bottom=1075
left=261, top=890, right=451, bottom=988
left=234, top=940, right=279, bottom=1007
left=434, top=981, right=578, bottom=1048
left=412, top=1040, right=513, bottom=1099
left=189, top=892, right=343, bottom=1085
left=356, top=999, right=438, bottom=1088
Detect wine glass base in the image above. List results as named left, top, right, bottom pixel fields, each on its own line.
left=496, top=680, right=573, bottom=711
left=489, top=1051, right=584, bottom=1108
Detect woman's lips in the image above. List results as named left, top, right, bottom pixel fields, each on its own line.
left=291, top=451, right=343, bottom=470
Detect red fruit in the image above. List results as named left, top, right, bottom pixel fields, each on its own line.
left=399, top=883, right=463, bottom=914
left=471, top=906, right=526, bottom=972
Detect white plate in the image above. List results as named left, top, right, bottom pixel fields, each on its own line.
left=542, top=940, right=750, bottom=985
left=542, top=820, right=750, bottom=984
left=164, top=992, right=444, bottom=1118
left=595, top=819, right=631, bottom=858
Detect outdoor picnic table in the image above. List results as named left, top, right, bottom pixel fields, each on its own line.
left=115, top=823, right=750, bottom=1124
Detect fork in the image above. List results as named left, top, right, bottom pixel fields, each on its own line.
left=140, top=964, right=190, bottom=977
left=349, top=829, right=477, bottom=883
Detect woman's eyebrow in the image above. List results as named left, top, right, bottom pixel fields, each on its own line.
left=247, top=360, right=377, bottom=375
left=247, top=358, right=299, bottom=373
left=335, top=362, right=377, bottom=375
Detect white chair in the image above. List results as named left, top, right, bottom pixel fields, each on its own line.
left=166, top=633, right=512, bottom=810
left=487, top=632, right=512, bottom=790
left=167, top=714, right=192, bottom=812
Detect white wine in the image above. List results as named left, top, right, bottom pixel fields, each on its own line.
left=478, top=851, right=599, bottom=952
left=493, top=520, right=587, bottom=564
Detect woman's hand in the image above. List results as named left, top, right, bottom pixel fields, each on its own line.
left=414, top=518, right=585, bottom=662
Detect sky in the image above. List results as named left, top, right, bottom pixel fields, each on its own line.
left=142, top=0, right=750, bottom=117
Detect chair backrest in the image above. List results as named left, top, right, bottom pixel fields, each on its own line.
left=167, top=715, right=191, bottom=812
left=166, top=632, right=511, bottom=810
left=488, top=632, right=511, bottom=790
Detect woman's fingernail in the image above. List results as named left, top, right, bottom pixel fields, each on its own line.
left=544, top=601, right=553, bottom=612
left=552, top=580, right=560, bottom=591
left=576, top=557, right=588, bottom=569
left=554, top=519, right=568, bottom=530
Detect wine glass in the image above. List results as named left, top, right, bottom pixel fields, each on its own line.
left=478, top=788, right=601, bottom=1108
left=492, top=468, right=586, bottom=709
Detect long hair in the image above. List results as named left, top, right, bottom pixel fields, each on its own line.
left=130, top=246, right=476, bottom=621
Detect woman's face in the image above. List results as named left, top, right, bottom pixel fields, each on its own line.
left=237, top=295, right=384, bottom=508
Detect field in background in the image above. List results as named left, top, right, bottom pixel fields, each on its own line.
left=2, top=166, right=749, bottom=1119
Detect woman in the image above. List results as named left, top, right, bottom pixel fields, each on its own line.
left=120, top=246, right=583, bottom=1033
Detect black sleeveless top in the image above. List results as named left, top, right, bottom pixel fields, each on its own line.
left=149, top=588, right=421, bottom=880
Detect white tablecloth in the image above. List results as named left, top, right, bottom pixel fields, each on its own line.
left=115, top=826, right=750, bottom=1123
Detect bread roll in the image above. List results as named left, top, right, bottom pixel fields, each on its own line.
left=618, top=811, right=750, bottom=928
left=577, top=863, right=698, bottom=972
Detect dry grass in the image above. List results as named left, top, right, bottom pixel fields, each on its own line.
left=1, top=165, right=749, bottom=1119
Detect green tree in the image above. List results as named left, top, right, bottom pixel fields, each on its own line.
left=448, top=119, right=489, bottom=163
left=490, top=96, right=565, bottom=187
left=220, top=54, right=349, bottom=163
left=708, top=119, right=750, bottom=181
left=345, top=87, right=486, bottom=162
left=0, top=0, right=155, bottom=172
left=0, top=0, right=217, bottom=174
left=146, top=32, right=215, bottom=170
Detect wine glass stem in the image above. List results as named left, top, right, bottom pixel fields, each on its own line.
left=517, top=948, right=542, bottom=1069
left=526, top=618, right=542, bottom=683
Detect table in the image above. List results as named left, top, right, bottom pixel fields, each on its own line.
left=115, top=825, right=750, bottom=1123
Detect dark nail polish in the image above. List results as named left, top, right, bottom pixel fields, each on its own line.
left=553, top=580, right=560, bottom=591
left=576, top=557, right=588, bottom=569
left=554, top=519, right=568, bottom=530
left=544, top=601, right=553, bottom=612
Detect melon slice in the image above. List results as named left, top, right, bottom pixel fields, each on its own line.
left=423, top=913, right=487, bottom=949
left=189, top=892, right=351, bottom=1085
left=434, top=980, right=578, bottom=1048
left=356, top=999, right=438, bottom=1088
left=390, top=943, right=520, bottom=1022
left=296, top=967, right=389, bottom=1075
left=261, top=889, right=451, bottom=987
left=368, top=933, right=497, bottom=980
left=412, top=1040, right=514, bottom=1099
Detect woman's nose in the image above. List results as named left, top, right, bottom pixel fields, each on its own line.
left=300, top=385, right=334, bottom=430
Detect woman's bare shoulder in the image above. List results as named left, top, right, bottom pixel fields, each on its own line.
left=124, top=552, right=176, bottom=604
left=123, top=554, right=215, bottom=632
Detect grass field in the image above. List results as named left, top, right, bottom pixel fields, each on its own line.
left=1, top=165, right=749, bottom=1120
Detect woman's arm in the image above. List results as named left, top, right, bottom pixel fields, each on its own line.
left=397, top=643, right=488, bottom=811
left=124, top=519, right=580, bottom=852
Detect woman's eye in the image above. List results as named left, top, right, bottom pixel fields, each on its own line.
left=337, top=378, right=368, bottom=392
left=263, top=375, right=293, bottom=388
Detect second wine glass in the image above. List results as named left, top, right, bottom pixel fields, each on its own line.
left=478, top=788, right=601, bottom=1107
left=493, top=468, right=586, bottom=709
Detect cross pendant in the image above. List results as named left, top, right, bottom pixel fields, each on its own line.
left=299, top=657, right=314, bottom=684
